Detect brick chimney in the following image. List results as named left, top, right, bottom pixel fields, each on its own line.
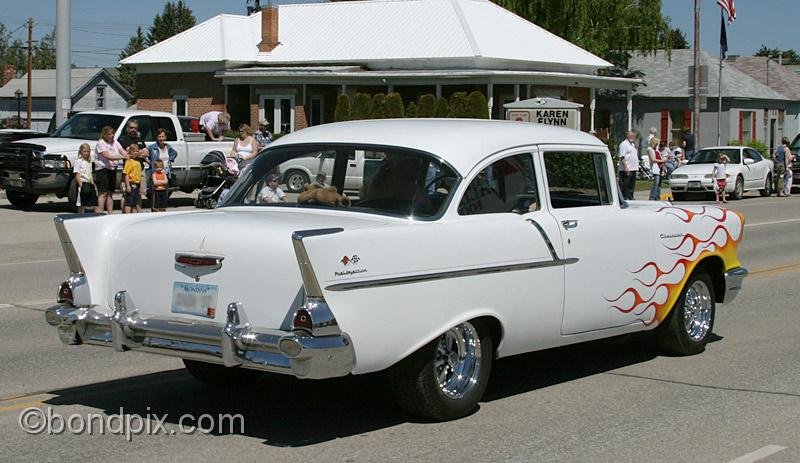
left=0, top=65, right=17, bottom=87
left=258, top=5, right=279, bottom=53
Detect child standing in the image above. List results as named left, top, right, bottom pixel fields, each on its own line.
left=73, top=143, right=97, bottom=213
left=122, top=145, right=142, bottom=213
left=713, top=154, right=731, bottom=203
left=150, top=159, right=169, bottom=212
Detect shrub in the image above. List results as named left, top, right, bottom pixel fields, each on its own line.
left=334, top=94, right=351, bottom=122
left=434, top=97, right=449, bottom=118
left=351, top=93, right=373, bottom=120
left=418, top=94, right=436, bottom=118
left=447, top=92, right=468, bottom=118
left=405, top=101, right=419, bottom=118
left=385, top=93, right=405, bottom=118
left=728, top=139, right=769, bottom=158
left=465, top=91, right=490, bottom=119
left=370, top=93, right=387, bottom=119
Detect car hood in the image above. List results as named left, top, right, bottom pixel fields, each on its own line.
left=12, top=137, right=89, bottom=158
left=68, top=207, right=391, bottom=328
left=673, top=163, right=739, bottom=176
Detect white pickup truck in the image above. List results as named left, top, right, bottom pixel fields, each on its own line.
left=0, top=110, right=231, bottom=209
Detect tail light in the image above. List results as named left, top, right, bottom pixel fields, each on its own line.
left=57, top=281, right=73, bottom=304
left=190, top=119, right=200, bottom=133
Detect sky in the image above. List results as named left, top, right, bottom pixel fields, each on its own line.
left=0, top=0, right=797, bottom=69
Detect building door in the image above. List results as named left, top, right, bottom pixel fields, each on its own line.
left=260, top=95, right=295, bottom=135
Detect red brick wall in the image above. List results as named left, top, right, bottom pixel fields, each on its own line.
left=137, top=73, right=226, bottom=116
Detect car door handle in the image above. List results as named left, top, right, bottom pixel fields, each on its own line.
left=561, top=220, right=578, bottom=230
left=349, top=163, right=356, bottom=167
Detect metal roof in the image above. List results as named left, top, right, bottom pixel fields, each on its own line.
left=267, top=118, right=605, bottom=175
left=0, top=68, right=116, bottom=98
left=727, top=56, right=800, bottom=101
left=122, top=0, right=611, bottom=74
left=629, top=50, right=788, bottom=101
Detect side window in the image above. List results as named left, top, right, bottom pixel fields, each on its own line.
left=543, top=151, right=612, bottom=209
left=458, top=153, right=538, bottom=215
left=133, top=116, right=153, bottom=142
left=150, top=117, right=178, bottom=142
left=745, top=148, right=763, bottom=162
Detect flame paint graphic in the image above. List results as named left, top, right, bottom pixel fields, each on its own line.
left=606, top=206, right=744, bottom=326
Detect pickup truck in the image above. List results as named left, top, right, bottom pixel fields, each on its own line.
left=0, top=110, right=230, bottom=209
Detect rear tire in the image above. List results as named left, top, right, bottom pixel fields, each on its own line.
left=656, top=272, right=715, bottom=356
left=6, top=190, right=39, bottom=209
left=283, top=170, right=309, bottom=193
left=760, top=175, right=772, bottom=197
left=731, top=176, right=744, bottom=200
left=182, top=359, right=262, bottom=386
left=388, top=320, right=493, bottom=421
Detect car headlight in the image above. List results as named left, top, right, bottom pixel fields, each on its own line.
left=704, top=173, right=713, bottom=178
left=42, top=156, right=71, bottom=169
left=671, top=174, right=688, bottom=179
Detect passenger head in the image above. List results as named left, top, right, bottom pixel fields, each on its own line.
left=267, top=173, right=280, bottom=187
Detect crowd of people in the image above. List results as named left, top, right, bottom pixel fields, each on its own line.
left=617, top=126, right=794, bottom=202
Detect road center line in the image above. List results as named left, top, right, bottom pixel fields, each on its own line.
left=727, top=445, right=788, bottom=463
left=0, top=258, right=63, bottom=267
left=745, top=217, right=800, bottom=228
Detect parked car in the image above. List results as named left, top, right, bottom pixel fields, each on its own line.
left=44, top=119, right=747, bottom=421
left=0, top=128, right=49, bottom=143
left=278, top=148, right=378, bottom=193
left=789, top=133, right=800, bottom=192
left=0, top=110, right=230, bottom=209
left=668, top=146, right=773, bottom=200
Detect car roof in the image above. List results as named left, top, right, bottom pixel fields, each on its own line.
left=269, top=119, right=606, bottom=174
left=697, top=146, right=745, bottom=150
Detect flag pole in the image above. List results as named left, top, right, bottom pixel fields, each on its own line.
left=693, top=0, right=701, bottom=148
left=717, top=10, right=724, bottom=146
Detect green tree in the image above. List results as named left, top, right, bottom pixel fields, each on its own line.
left=117, top=27, right=147, bottom=97
left=417, top=94, right=436, bottom=117
left=405, top=101, right=419, bottom=118
left=659, top=26, right=688, bottom=50
left=0, top=23, right=27, bottom=70
left=755, top=45, right=800, bottom=65
left=385, top=92, right=405, bottom=118
left=447, top=92, right=467, bottom=118
left=465, top=91, right=489, bottom=119
left=491, top=0, right=673, bottom=73
left=334, top=94, right=351, bottom=122
left=370, top=93, right=387, bottom=119
left=351, top=93, right=373, bottom=120
left=147, top=0, right=196, bottom=45
left=434, top=97, right=449, bottom=118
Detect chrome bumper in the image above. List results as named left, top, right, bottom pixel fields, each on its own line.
left=722, top=267, right=748, bottom=304
left=44, top=294, right=355, bottom=380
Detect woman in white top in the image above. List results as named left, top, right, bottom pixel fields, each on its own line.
left=231, top=124, right=259, bottom=168
left=648, top=137, right=665, bottom=200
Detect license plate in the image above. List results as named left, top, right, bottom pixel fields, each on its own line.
left=688, top=180, right=701, bottom=188
left=171, top=282, right=219, bottom=318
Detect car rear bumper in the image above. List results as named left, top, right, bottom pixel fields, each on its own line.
left=44, top=294, right=355, bottom=380
left=722, top=267, right=748, bottom=304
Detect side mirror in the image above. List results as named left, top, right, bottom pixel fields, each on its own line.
left=744, top=158, right=755, bottom=165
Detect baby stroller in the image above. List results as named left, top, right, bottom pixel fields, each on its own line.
left=195, top=150, right=237, bottom=208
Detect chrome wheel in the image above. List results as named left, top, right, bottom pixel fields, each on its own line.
left=683, top=279, right=712, bottom=341
left=284, top=171, right=308, bottom=193
left=434, top=322, right=482, bottom=399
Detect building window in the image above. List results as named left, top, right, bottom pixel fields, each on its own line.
left=173, top=95, right=188, bottom=117
left=740, top=111, right=756, bottom=143
left=310, top=96, right=324, bottom=126
left=95, top=85, right=106, bottom=109
left=260, top=95, right=295, bottom=134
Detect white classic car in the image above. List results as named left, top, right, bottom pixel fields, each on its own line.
left=668, top=146, right=774, bottom=200
left=46, top=120, right=747, bottom=421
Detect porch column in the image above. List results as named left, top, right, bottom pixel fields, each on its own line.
left=514, top=84, right=520, bottom=102
left=589, top=87, right=596, bottom=133
left=435, top=84, right=442, bottom=98
left=626, top=89, right=633, bottom=131
left=340, top=84, right=347, bottom=95
left=387, top=84, right=394, bottom=93
left=487, top=83, right=494, bottom=119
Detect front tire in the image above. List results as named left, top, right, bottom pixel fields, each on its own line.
left=388, top=320, right=493, bottom=421
left=656, top=272, right=715, bottom=355
left=6, top=190, right=39, bottom=209
left=731, top=176, right=744, bottom=200
left=183, top=359, right=262, bottom=386
left=760, top=174, right=772, bottom=197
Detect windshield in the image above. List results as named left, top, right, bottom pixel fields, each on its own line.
left=223, top=144, right=460, bottom=219
left=689, top=148, right=741, bottom=164
left=51, top=114, right=125, bottom=140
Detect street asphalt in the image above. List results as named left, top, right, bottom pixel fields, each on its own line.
left=0, top=190, right=798, bottom=462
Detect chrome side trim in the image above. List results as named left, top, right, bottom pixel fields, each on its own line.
left=526, top=219, right=560, bottom=260
left=722, top=266, right=748, bottom=304
left=291, top=228, right=343, bottom=298
left=325, top=258, right=577, bottom=292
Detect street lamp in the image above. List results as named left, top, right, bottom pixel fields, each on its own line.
left=14, top=89, right=23, bottom=128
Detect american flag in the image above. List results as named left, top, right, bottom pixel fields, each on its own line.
left=717, top=0, right=736, bottom=25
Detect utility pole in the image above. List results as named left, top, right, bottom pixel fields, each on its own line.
left=27, top=18, right=33, bottom=128
left=56, top=0, right=71, bottom=127
left=693, top=0, right=701, bottom=148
